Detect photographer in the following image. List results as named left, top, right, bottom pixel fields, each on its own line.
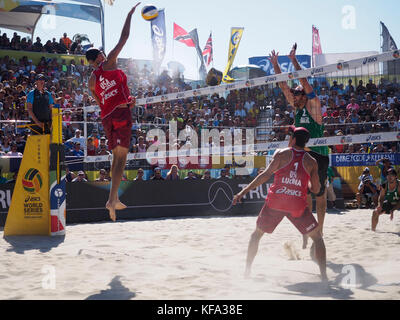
left=356, top=175, right=379, bottom=209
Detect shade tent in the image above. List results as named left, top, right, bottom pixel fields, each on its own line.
left=0, top=0, right=105, bottom=48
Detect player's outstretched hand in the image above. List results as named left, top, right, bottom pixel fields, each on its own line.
left=289, top=43, right=297, bottom=61
left=268, top=50, right=279, bottom=66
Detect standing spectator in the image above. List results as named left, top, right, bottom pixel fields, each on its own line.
left=32, top=37, right=43, bottom=52
left=60, top=33, right=72, bottom=51
left=67, top=129, right=86, bottom=150
left=26, top=74, right=54, bottom=135
left=87, top=137, right=97, bottom=156
left=346, top=98, right=360, bottom=112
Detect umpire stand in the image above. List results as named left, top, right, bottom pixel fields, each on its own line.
left=4, top=106, right=66, bottom=236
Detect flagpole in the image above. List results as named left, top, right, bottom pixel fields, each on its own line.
left=312, top=25, right=314, bottom=68
left=211, top=31, right=214, bottom=69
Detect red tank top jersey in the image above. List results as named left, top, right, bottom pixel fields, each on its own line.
left=93, top=63, right=131, bottom=119
left=266, top=148, right=310, bottom=218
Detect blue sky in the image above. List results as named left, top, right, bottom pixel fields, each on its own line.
left=3, top=0, right=400, bottom=80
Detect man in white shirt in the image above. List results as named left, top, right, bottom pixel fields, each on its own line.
left=67, top=129, right=86, bottom=150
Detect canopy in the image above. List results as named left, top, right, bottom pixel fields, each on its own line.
left=0, top=0, right=103, bottom=46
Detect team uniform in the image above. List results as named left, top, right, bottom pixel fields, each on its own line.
left=381, top=180, right=400, bottom=214
left=295, top=106, right=330, bottom=196
left=257, top=148, right=319, bottom=235
left=93, top=63, right=133, bottom=151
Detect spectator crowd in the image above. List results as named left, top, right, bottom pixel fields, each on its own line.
left=1, top=30, right=400, bottom=183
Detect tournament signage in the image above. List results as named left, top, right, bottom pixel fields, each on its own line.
left=331, top=153, right=400, bottom=167
left=4, top=135, right=50, bottom=236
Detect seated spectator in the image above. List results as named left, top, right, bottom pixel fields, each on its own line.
left=151, top=167, right=165, bottom=180
left=166, top=165, right=180, bottom=181
left=71, top=142, right=84, bottom=157
left=66, top=167, right=76, bottom=183
left=184, top=170, right=197, bottom=180
left=218, top=168, right=230, bottom=180
left=67, top=129, right=86, bottom=150
left=72, top=171, right=87, bottom=182
left=6, top=143, right=22, bottom=157
left=95, top=169, right=111, bottom=182
left=97, top=144, right=111, bottom=156
left=134, top=168, right=145, bottom=181
left=202, top=170, right=212, bottom=180
left=87, top=137, right=97, bottom=156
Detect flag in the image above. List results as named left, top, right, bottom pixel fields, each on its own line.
left=189, top=28, right=207, bottom=81
left=202, top=33, right=213, bottom=68
left=222, top=27, right=244, bottom=83
left=381, top=21, right=398, bottom=52
left=381, top=21, right=399, bottom=75
left=173, top=23, right=195, bottom=47
left=151, top=9, right=166, bottom=71
left=312, top=25, right=322, bottom=67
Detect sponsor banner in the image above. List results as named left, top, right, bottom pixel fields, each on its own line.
left=151, top=9, right=166, bottom=69
left=331, top=153, right=400, bottom=167
left=312, top=25, right=322, bottom=67
left=249, top=55, right=311, bottom=76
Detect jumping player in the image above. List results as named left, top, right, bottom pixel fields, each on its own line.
left=269, top=44, right=330, bottom=249
left=87, top=2, right=140, bottom=221
left=372, top=168, right=400, bottom=231
left=233, top=127, right=327, bottom=281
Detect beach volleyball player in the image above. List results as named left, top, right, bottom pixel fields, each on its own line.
left=87, top=2, right=140, bottom=221
left=233, top=127, right=327, bottom=281
left=269, top=44, right=330, bottom=249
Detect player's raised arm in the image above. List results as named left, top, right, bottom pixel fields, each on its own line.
left=288, top=43, right=314, bottom=94
left=269, top=50, right=294, bottom=106
left=106, top=2, right=141, bottom=67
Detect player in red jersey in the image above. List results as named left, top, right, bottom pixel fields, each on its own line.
left=233, top=127, right=328, bottom=281
left=87, top=2, right=141, bottom=222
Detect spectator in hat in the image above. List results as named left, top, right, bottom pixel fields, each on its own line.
left=184, top=171, right=197, bottom=180
left=72, top=171, right=87, bottom=182
left=26, top=74, right=54, bottom=135
left=67, top=129, right=86, bottom=150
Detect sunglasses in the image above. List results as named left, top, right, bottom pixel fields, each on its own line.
left=292, top=90, right=305, bottom=96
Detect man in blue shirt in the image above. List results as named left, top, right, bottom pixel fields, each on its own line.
left=27, top=74, right=54, bottom=135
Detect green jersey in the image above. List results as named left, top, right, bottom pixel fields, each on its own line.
left=384, top=180, right=400, bottom=205
left=295, top=107, right=329, bottom=156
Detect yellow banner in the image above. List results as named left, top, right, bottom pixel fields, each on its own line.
left=4, top=135, right=51, bottom=236
left=222, top=27, right=244, bottom=83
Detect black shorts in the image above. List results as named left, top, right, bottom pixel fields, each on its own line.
left=308, top=151, right=330, bottom=197
left=382, top=200, right=394, bottom=215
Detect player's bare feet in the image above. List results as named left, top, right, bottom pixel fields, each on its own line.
left=115, top=201, right=127, bottom=210
left=106, top=201, right=117, bottom=222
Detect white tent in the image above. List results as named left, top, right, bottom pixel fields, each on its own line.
left=0, top=0, right=104, bottom=47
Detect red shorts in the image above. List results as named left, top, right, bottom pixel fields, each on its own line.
left=257, top=205, right=318, bottom=235
left=102, top=107, right=132, bottom=151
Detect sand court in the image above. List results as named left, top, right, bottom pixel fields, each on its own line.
left=0, top=209, right=399, bottom=300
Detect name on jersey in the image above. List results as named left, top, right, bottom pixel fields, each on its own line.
left=275, top=186, right=302, bottom=197
left=281, top=177, right=302, bottom=187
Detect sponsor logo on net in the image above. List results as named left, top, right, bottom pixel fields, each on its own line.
left=363, top=56, right=378, bottom=65
left=341, top=136, right=353, bottom=144
left=265, top=76, right=277, bottom=84
left=311, top=67, right=324, bottom=76
left=313, top=138, right=328, bottom=146
left=337, top=62, right=349, bottom=70
left=366, top=134, right=382, bottom=142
